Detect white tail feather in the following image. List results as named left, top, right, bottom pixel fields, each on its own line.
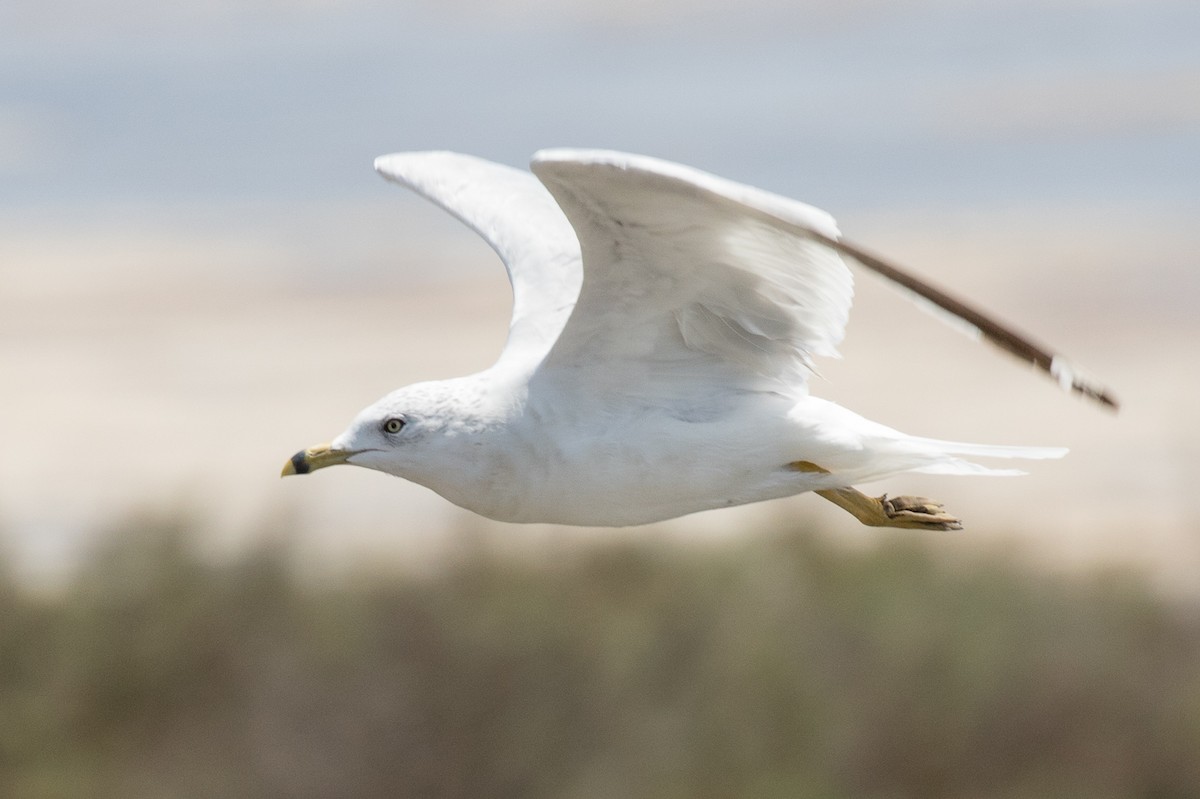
left=899, top=436, right=1067, bottom=478
left=907, top=436, right=1068, bottom=461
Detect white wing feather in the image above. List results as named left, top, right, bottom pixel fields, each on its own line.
left=374, top=151, right=582, bottom=372
left=531, top=149, right=854, bottom=397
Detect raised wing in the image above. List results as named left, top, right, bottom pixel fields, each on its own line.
left=531, top=149, right=1118, bottom=410
left=375, top=151, right=582, bottom=372
left=530, top=149, right=855, bottom=399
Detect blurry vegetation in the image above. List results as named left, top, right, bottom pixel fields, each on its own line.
left=2, top=519, right=1199, bottom=799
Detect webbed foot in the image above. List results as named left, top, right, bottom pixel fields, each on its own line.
left=816, top=486, right=963, bottom=531
left=877, top=494, right=963, bottom=531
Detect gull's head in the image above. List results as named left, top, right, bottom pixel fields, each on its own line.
left=281, top=378, right=494, bottom=481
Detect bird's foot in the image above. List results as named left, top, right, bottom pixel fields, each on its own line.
left=815, top=485, right=963, bottom=531
left=877, top=494, right=963, bottom=531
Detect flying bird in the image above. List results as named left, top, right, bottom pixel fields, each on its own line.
left=282, top=150, right=1116, bottom=530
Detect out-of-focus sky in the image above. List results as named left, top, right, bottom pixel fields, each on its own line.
left=2, top=0, right=1198, bottom=585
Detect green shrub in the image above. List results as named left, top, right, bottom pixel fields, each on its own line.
left=1, top=522, right=1198, bottom=798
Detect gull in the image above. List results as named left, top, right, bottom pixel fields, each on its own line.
left=282, top=150, right=1116, bottom=530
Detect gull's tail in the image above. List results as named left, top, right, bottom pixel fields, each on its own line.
left=899, top=436, right=1068, bottom=477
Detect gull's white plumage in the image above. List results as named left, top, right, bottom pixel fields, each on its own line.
left=373, top=151, right=581, bottom=372
left=286, top=149, right=1113, bottom=528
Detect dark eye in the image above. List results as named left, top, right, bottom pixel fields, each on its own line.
left=382, top=417, right=406, bottom=435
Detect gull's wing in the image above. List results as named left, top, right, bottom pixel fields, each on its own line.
left=531, top=149, right=1118, bottom=409
left=374, top=151, right=582, bottom=371
left=531, top=150, right=855, bottom=398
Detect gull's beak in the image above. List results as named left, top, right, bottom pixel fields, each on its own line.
left=281, top=442, right=353, bottom=477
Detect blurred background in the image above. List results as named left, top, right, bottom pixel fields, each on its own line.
left=2, top=0, right=1199, bottom=795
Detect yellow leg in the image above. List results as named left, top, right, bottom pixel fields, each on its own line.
left=816, top=486, right=963, bottom=531
left=789, top=460, right=963, bottom=531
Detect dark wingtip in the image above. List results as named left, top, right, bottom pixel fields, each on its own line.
left=1077, top=381, right=1120, bottom=413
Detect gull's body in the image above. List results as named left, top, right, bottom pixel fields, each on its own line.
left=284, top=150, right=1114, bottom=529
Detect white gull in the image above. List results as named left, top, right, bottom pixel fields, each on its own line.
left=283, top=150, right=1116, bottom=530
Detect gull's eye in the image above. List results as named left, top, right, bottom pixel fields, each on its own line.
left=382, top=417, right=406, bottom=435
